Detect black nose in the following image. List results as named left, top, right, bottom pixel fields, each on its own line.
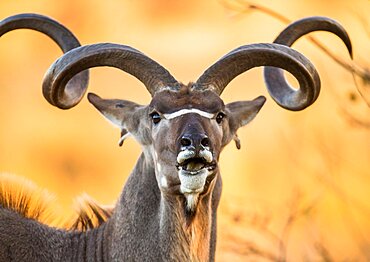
left=180, top=133, right=210, bottom=150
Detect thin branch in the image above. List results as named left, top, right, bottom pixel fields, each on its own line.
left=277, top=191, right=320, bottom=262
left=225, top=234, right=279, bottom=261
left=220, top=0, right=370, bottom=106
left=314, top=243, right=335, bottom=262
left=340, top=106, right=370, bottom=129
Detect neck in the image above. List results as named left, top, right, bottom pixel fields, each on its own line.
left=106, top=152, right=221, bottom=261
left=159, top=190, right=215, bottom=261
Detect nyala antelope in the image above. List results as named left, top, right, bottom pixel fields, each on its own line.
left=0, top=14, right=352, bottom=261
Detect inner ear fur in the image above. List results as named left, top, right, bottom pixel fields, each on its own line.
left=226, top=96, right=266, bottom=149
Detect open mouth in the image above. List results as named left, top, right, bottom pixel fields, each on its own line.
left=176, top=157, right=216, bottom=173
left=176, top=150, right=217, bottom=195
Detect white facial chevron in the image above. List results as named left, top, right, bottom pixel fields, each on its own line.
left=163, top=109, right=214, bottom=120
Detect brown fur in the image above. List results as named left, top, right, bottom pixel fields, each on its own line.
left=0, top=173, right=113, bottom=231
left=187, top=201, right=212, bottom=261
left=68, top=194, right=114, bottom=231
left=0, top=173, right=57, bottom=225
left=150, top=83, right=225, bottom=114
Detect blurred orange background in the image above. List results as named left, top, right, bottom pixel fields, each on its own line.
left=0, top=0, right=369, bottom=261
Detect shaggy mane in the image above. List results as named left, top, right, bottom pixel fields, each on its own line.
left=0, top=173, right=114, bottom=231
left=0, top=173, right=57, bottom=224
left=68, top=194, right=114, bottom=231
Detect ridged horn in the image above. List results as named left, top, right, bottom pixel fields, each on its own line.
left=195, top=43, right=320, bottom=111
left=0, top=13, right=89, bottom=108
left=42, top=43, right=179, bottom=109
left=264, top=16, right=352, bottom=110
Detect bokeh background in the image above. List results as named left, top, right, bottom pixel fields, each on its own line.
left=1, top=0, right=369, bottom=260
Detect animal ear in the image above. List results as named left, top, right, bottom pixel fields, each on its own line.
left=87, top=93, right=142, bottom=146
left=225, top=96, right=266, bottom=149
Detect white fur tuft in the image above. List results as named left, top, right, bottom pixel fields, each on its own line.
left=185, top=193, right=199, bottom=212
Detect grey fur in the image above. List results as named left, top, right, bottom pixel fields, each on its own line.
left=0, top=14, right=353, bottom=262
left=0, top=153, right=221, bottom=261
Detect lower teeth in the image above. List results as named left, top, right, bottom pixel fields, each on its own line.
left=186, top=162, right=205, bottom=171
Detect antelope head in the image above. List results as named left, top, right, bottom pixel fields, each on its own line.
left=41, top=17, right=352, bottom=214
left=87, top=83, right=266, bottom=212
left=41, top=42, right=318, bottom=214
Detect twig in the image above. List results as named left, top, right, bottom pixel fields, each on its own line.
left=220, top=0, right=370, bottom=106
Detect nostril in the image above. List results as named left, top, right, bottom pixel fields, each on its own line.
left=180, top=137, right=192, bottom=147
left=201, top=137, right=210, bottom=147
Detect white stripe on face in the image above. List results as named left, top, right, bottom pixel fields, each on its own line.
left=163, top=109, right=214, bottom=120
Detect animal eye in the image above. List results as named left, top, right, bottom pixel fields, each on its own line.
left=216, top=112, right=225, bottom=124
left=150, top=112, right=161, bottom=125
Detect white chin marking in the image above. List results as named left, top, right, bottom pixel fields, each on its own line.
left=185, top=193, right=199, bottom=211
left=163, top=109, right=214, bottom=120
left=179, top=169, right=208, bottom=194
